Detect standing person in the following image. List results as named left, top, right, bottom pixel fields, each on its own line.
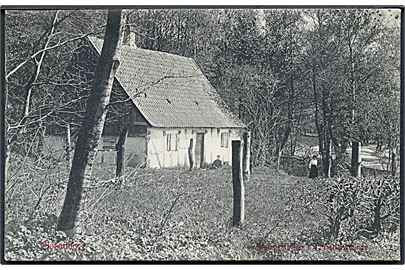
left=308, top=155, right=318, bottom=178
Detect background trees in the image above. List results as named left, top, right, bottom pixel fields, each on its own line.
left=4, top=8, right=401, bottom=178
left=4, top=10, right=106, bottom=177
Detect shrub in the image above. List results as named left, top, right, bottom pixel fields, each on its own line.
left=4, top=154, right=400, bottom=261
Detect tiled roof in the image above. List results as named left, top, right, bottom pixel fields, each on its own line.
left=87, top=36, right=245, bottom=128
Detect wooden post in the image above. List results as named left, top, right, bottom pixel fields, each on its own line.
left=232, top=140, right=245, bottom=227
left=351, top=141, right=361, bottom=177
left=116, top=128, right=128, bottom=178
left=357, top=142, right=362, bottom=177
left=391, top=150, right=396, bottom=176
left=188, top=138, right=194, bottom=171
left=242, top=131, right=251, bottom=181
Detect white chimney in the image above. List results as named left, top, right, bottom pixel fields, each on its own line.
left=129, top=31, right=136, bottom=48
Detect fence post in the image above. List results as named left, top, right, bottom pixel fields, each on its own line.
left=351, top=141, right=362, bottom=177
left=188, top=138, right=194, bottom=171
left=357, top=142, right=362, bottom=177
left=116, top=128, right=128, bottom=178
left=391, top=150, right=396, bottom=176
left=242, top=131, right=251, bottom=181
left=232, top=140, right=245, bottom=227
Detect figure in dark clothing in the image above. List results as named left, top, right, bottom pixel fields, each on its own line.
left=212, top=155, right=223, bottom=169
left=308, top=155, right=318, bottom=178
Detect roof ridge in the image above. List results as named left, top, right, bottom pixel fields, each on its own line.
left=87, top=35, right=194, bottom=62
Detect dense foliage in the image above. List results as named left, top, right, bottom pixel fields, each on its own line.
left=5, top=158, right=400, bottom=261
left=5, top=9, right=401, bottom=172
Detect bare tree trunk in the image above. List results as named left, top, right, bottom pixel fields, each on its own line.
left=387, top=147, right=391, bottom=172
left=312, top=68, right=324, bottom=160
left=327, top=139, right=332, bottom=178
left=4, top=80, right=10, bottom=178
left=5, top=11, right=60, bottom=174
left=275, top=126, right=291, bottom=170
left=4, top=145, right=10, bottom=180
left=57, top=10, right=125, bottom=235
left=64, top=123, right=72, bottom=166
left=348, top=41, right=362, bottom=177
left=290, top=130, right=294, bottom=156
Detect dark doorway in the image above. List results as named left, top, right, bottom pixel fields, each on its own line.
left=195, top=133, right=205, bottom=168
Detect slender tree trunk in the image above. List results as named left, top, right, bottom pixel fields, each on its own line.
left=64, top=123, right=72, bottom=165
left=348, top=41, right=361, bottom=177
left=4, top=79, right=10, bottom=179
left=57, top=10, right=125, bottom=235
left=320, top=79, right=332, bottom=177
left=4, top=145, right=10, bottom=180
left=5, top=11, right=60, bottom=168
left=276, top=69, right=295, bottom=169
left=387, top=147, right=391, bottom=172
left=312, top=69, right=324, bottom=159
left=22, top=11, right=59, bottom=123
left=275, top=124, right=291, bottom=170
left=327, top=139, right=332, bottom=178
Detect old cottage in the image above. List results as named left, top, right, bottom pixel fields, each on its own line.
left=45, top=36, right=245, bottom=169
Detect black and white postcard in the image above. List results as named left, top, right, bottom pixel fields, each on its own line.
left=1, top=6, right=403, bottom=263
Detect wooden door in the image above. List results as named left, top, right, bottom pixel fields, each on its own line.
left=195, top=133, right=205, bottom=168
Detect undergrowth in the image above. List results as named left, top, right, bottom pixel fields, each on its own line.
left=4, top=155, right=401, bottom=261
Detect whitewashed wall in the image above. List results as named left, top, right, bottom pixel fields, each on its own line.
left=147, top=127, right=242, bottom=169
left=44, top=127, right=242, bottom=169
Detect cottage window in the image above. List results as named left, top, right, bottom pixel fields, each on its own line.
left=220, top=132, right=229, bottom=148
left=167, top=134, right=178, bottom=151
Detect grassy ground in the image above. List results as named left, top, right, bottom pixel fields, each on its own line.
left=4, top=159, right=401, bottom=261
